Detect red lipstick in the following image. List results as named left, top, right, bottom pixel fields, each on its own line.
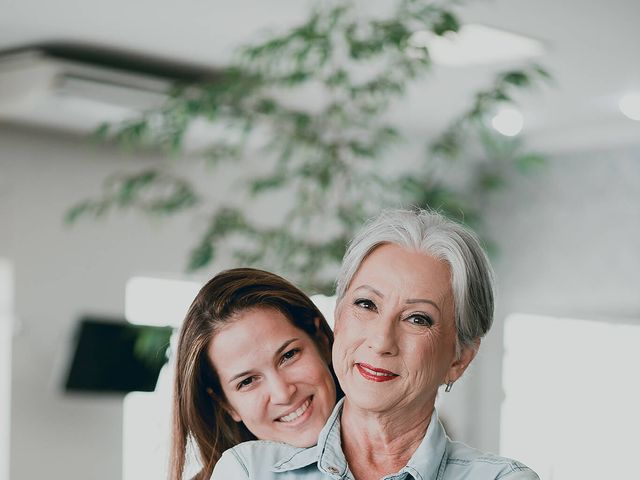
left=356, top=363, right=398, bottom=382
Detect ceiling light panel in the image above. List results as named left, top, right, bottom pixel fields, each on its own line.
left=409, top=24, right=545, bottom=67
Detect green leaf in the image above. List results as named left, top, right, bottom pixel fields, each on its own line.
left=500, top=71, right=531, bottom=87
left=430, top=129, right=461, bottom=159
left=64, top=201, right=92, bottom=225
left=250, top=173, right=288, bottom=194
left=188, top=241, right=213, bottom=271
left=325, top=69, right=349, bottom=87
left=432, top=11, right=460, bottom=36
left=479, top=172, right=506, bottom=191
left=253, top=98, right=277, bottom=115
left=515, top=153, right=546, bottom=173
left=92, top=122, right=111, bottom=141
left=532, top=64, right=552, bottom=80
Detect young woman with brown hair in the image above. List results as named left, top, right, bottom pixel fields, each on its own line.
left=169, top=268, right=338, bottom=480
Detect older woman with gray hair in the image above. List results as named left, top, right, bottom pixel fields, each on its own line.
left=212, top=209, right=538, bottom=479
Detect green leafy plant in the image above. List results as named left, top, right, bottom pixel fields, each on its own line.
left=68, top=0, right=549, bottom=294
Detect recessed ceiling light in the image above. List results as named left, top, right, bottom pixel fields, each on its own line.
left=619, top=93, right=640, bottom=121
left=408, top=24, right=544, bottom=67
left=491, top=106, right=524, bottom=136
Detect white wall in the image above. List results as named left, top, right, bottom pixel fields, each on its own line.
left=0, top=124, right=227, bottom=480
left=468, top=142, right=640, bottom=453
left=0, top=259, right=13, bottom=480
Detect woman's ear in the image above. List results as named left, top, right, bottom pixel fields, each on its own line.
left=225, top=405, right=242, bottom=423
left=446, top=338, right=480, bottom=384
left=207, top=387, right=242, bottom=422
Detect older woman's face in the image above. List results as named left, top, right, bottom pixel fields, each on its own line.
left=333, top=243, right=474, bottom=416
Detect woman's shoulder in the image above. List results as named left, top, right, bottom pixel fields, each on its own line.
left=445, top=440, right=540, bottom=479
left=212, top=440, right=315, bottom=480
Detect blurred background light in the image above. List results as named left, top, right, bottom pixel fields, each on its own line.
left=618, top=92, right=640, bottom=121
left=491, top=106, right=524, bottom=136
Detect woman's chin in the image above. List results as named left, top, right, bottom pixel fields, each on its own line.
left=343, top=388, right=399, bottom=413
left=281, top=428, right=319, bottom=448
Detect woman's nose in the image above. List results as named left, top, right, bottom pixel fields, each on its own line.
left=268, top=374, right=297, bottom=404
left=367, top=318, right=399, bottom=356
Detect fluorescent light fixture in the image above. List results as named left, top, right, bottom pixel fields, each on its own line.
left=408, top=24, right=544, bottom=67
left=619, top=92, right=640, bottom=121
left=491, top=106, right=524, bottom=136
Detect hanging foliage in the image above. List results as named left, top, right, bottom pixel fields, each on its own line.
left=68, top=0, right=550, bottom=294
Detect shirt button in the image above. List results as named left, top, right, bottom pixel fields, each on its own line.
left=327, top=466, right=340, bottom=474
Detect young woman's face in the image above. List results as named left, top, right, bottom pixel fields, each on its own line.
left=208, top=307, right=336, bottom=447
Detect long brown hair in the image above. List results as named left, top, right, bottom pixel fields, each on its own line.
left=169, top=268, right=337, bottom=480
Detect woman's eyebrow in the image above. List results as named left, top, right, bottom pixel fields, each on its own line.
left=354, top=285, right=442, bottom=314
left=228, top=369, right=253, bottom=383
left=274, top=338, right=299, bottom=357
left=353, top=285, right=384, bottom=297
left=405, top=298, right=441, bottom=313
left=227, top=338, right=300, bottom=383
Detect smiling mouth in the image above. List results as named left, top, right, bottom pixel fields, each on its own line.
left=276, top=396, right=313, bottom=423
left=356, top=363, right=399, bottom=382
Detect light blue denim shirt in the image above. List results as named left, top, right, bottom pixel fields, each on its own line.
left=211, top=398, right=539, bottom=480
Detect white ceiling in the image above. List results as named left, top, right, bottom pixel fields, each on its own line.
left=1, top=0, right=639, bottom=153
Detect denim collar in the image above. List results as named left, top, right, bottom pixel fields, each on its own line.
left=270, top=398, right=448, bottom=479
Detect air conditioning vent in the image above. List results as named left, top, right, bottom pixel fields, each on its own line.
left=0, top=45, right=218, bottom=134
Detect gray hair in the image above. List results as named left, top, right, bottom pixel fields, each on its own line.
left=335, top=209, right=495, bottom=350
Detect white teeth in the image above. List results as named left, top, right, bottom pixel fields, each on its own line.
left=278, top=398, right=311, bottom=423
left=360, top=365, right=394, bottom=376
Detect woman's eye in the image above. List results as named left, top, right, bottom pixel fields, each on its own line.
left=354, top=298, right=377, bottom=311
left=280, top=348, right=300, bottom=364
left=237, top=376, right=256, bottom=390
left=407, top=314, right=433, bottom=327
